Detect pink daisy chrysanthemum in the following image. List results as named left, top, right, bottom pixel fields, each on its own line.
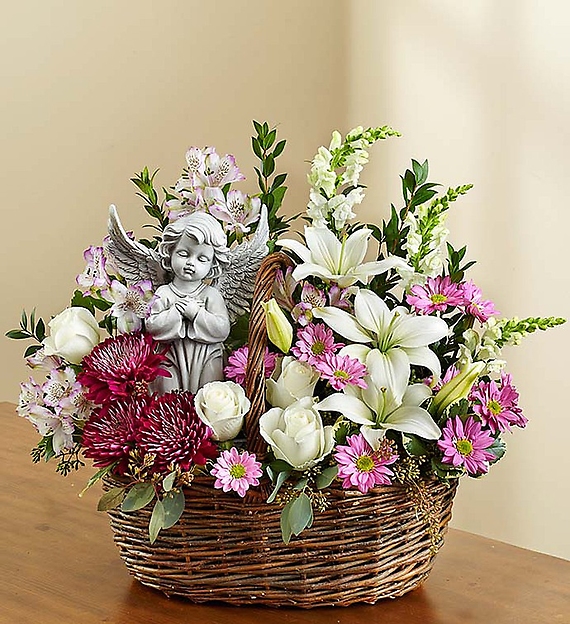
left=138, top=391, right=217, bottom=474
left=81, top=396, right=148, bottom=475
left=78, top=332, right=170, bottom=405
left=224, top=345, right=277, bottom=385
left=291, top=323, right=344, bottom=365
left=210, top=447, right=263, bottom=497
left=334, top=434, right=398, bottom=494
left=469, top=372, right=527, bottom=434
left=407, top=275, right=464, bottom=314
left=437, top=415, right=496, bottom=476
left=460, top=281, right=499, bottom=323
left=314, top=352, right=368, bottom=391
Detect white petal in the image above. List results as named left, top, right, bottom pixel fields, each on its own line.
left=403, top=383, right=432, bottom=406
left=339, top=343, right=371, bottom=363
left=338, top=228, right=371, bottom=273
left=353, top=289, right=390, bottom=336
left=292, top=262, right=336, bottom=283
left=391, top=314, right=448, bottom=348
left=313, top=307, right=371, bottom=343
left=403, top=346, right=442, bottom=379
left=360, top=426, right=387, bottom=450
left=384, top=406, right=442, bottom=439
left=276, top=238, right=312, bottom=263
left=351, top=257, right=409, bottom=284
left=366, top=348, right=410, bottom=403
left=316, top=393, right=375, bottom=425
left=305, top=226, right=341, bottom=272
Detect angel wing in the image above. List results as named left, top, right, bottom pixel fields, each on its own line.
left=105, top=204, right=167, bottom=289
left=217, top=205, right=270, bottom=323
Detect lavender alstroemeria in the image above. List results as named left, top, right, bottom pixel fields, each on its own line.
left=76, top=246, right=109, bottom=295
left=108, top=280, right=156, bottom=333
left=208, top=190, right=261, bottom=234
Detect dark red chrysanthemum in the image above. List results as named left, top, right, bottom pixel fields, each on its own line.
left=81, top=396, right=148, bottom=475
left=77, top=332, right=170, bottom=405
left=138, top=391, right=218, bottom=474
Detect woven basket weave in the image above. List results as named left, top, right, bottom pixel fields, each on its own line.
left=106, top=252, right=458, bottom=607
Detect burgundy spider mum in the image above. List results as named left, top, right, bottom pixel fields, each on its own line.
left=81, top=396, right=148, bottom=475
left=138, top=391, right=218, bottom=474
left=78, top=332, right=170, bottom=405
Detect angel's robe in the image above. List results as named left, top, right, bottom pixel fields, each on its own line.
left=146, top=282, right=230, bottom=394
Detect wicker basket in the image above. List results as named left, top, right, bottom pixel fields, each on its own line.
left=105, top=252, right=458, bottom=608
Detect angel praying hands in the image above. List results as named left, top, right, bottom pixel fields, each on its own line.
left=105, top=204, right=269, bottom=394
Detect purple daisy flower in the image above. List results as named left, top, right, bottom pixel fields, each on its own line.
left=460, top=280, right=499, bottom=323
left=407, top=275, right=464, bottom=314
left=314, top=352, right=368, bottom=391
left=291, top=322, right=344, bottom=365
left=334, top=434, right=398, bottom=494
left=437, top=415, right=496, bottom=475
left=224, top=345, right=277, bottom=385
left=210, top=448, right=263, bottom=497
left=469, top=372, right=527, bottom=434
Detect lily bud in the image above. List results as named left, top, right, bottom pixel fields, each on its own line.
left=262, top=298, right=293, bottom=353
left=430, top=361, right=485, bottom=418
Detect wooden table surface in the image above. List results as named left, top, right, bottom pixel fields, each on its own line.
left=1, top=401, right=568, bottom=623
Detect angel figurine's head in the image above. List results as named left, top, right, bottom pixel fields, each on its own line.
left=159, top=212, right=230, bottom=284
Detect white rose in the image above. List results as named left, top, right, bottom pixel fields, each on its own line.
left=259, top=397, right=335, bottom=470
left=266, top=356, right=319, bottom=409
left=194, top=380, right=250, bottom=441
left=42, top=307, right=100, bottom=365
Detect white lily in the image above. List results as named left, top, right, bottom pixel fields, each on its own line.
left=278, top=226, right=407, bottom=288
left=313, top=289, right=448, bottom=387
left=317, top=349, right=441, bottom=446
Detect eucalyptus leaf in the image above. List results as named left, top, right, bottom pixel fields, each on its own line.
left=267, top=470, right=291, bottom=504
left=315, top=465, right=338, bottom=489
left=97, top=487, right=126, bottom=512
left=149, top=499, right=166, bottom=544
left=280, top=499, right=293, bottom=544
left=162, top=471, right=177, bottom=492
left=161, top=490, right=185, bottom=529
left=289, top=492, right=313, bottom=536
left=121, top=482, right=156, bottom=512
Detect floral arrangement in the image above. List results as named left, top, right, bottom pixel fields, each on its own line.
left=9, top=123, right=565, bottom=545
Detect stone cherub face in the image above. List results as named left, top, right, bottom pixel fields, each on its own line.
left=170, top=235, right=216, bottom=286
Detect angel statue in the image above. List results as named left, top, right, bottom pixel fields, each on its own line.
left=105, top=204, right=269, bottom=394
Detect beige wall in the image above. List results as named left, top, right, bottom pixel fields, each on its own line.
left=1, top=1, right=568, bottom=560
left=347, top=0, right=570, bottom=560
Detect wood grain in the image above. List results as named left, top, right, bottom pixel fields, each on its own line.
left=1, top=401, right=568, bottom=623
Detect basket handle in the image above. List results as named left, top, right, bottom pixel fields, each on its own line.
left=244, top=252, right=293, bottom=457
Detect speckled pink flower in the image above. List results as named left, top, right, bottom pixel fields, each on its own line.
left=211, top=448, right=263, bottom=497
left=469, top=372, right=527, bottom=434
left=291, top=323, right=343, bottom=365
left=437, top=415, right=496, bottom=475
left=224, top=345, right=277, bottom=385
left=334, top=434, right=398, bottom=494
left=314, top=352, right=368, bottom=391
left=460, top=281, right=499, bottom=323
left=407, top=275, right=464, bottom=314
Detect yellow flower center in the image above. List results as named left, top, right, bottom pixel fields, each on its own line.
left=229, top=464, right=246, bottom=479
left=430, top=293, right=448, bottom=304
left=455, top=438, right=473, bottom=456
left=487, top=399, right=502, bottom=415
left=355, top=455, right=375, bottom=473
left=333, top=370, right=350, bottom=380
left=311, top=340, right=326, bottom=355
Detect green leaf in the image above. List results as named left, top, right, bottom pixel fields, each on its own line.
left=252, top=120, right=264, bottom=136
left=70, top=290, right=95, bottom=314
left=270, top=172, right=287, bottom=191
left=162, top=471, right=177, bottom=492
left=97, top=487, right=126, bottom=511
left=6, top=330, right=30, bottom=340
left=402, top=434, right=428, bottom=456
left=267, top=469, right=291, bottom=504
left=264, top=128, right=277, bottom=150
left=251, top=136, right=263, bottom=159
left=35, top=318, right=46, bottom=341
left=149, top=499, right=165, bottom=544
left=270, top=186, right=287, bottom=211
left=293, top=477, right=308, bottom=491
left=289, top=492, right=313, bottom=536
left=280, top=499, right=294, bottom=544
left=24, top=344, right=42, bottom=358
left=315, top=465, right=338, bottom=489
left=487, top=437, right=507, bottom=464
left=79, top=463, right=117, bottom=496
left=272, top=139, right=286, bottom=159
left=20, top=309, right=28, bottom=330
left=121, top=482, right=156, bottom=512
left=161, top=490, right=185, bottom=529
left=262, top=154, right=275, bottom=177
